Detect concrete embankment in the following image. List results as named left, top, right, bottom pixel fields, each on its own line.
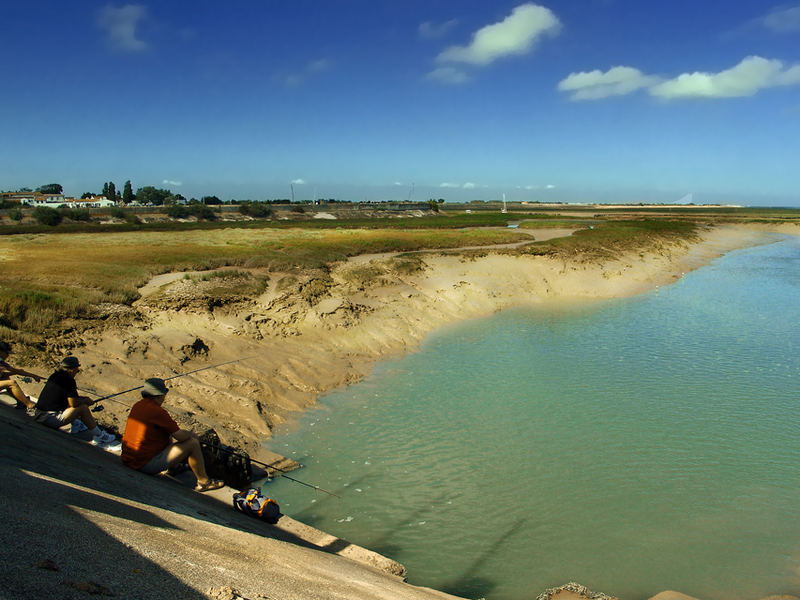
left=0, top=406, right=464, bottom=600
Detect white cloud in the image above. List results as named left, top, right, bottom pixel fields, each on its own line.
left=545, top=184, right=556, bottom=189
left=650, top=55, right=800, bottom=99
left=393, top=181, right=404, bottom=186
left=291, top=178, right=306, bottom=185
left=426, top=66, right=470, bottom=84
left=761, top=4, right=800, bottom=33
left=557, top=56, right=800, bottom=101
left=162, top=179, right=182, bottom=187
left=419, top=18, right=459, bottom=39
left=96, top=4, right=148, bottom=52
left=558, top=66, right=657, bottom=100
left=436, top=3, right=560, bottom=66
left=439, top=182, right=479, bottom=189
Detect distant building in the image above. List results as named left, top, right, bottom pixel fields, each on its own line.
left=0, top=192, right=37, bottom=205
left=71, top=196, right=115, bottom=208
left=21, top=193, right=67, bottom=206
left=10, top=193, right=115, bottom=208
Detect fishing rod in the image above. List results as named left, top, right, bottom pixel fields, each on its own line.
left=90, top=356, right=258, bottom=406
left=202, top=441, right=341, bottom=499
left=25, top=356, right=257, bottom=408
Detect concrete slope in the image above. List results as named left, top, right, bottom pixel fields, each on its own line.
left=0, top=407, right=464, bottom=600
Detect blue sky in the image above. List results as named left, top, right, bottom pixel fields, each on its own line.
left=2, top=1, right=799, bottom=205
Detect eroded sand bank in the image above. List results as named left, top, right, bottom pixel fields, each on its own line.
left=15, top=223, right=794, bottom=466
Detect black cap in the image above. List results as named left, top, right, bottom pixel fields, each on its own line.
left=142, top=377, right=168, bottom=397
left=61, top=356, right=80, bottom=369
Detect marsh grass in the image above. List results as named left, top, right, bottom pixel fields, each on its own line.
left=518, top=218, right=597, bottom=229
left=0, top=227, right=525, bottom=337
left=199, top=270, right=253, bottom=281
left=507, top=219, right=699, bottom=261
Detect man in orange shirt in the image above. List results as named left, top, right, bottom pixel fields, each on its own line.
left=121, top=377, right=224, bottom=492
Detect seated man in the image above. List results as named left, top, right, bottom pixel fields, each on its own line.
left=34, top=356, right=119, bottom=449
left=121, top=377, right=224, bottom=492
left=0, top=341, right=41, bottom=410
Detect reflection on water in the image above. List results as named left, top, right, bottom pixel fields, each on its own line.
left=265, top=235, right=800, bottom=600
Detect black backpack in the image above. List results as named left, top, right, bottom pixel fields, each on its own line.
left=198, top=430, right=253, bottom=490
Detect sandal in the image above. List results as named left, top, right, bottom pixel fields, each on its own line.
left=195, top=479, right=225, bottom=492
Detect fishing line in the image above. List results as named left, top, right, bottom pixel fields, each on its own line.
left=87, top=356, right=259, bottom=409
left=202, top=442, right=341, bottom=498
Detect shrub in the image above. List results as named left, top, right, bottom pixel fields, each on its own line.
left=32, top=206, right=62, bottom=226
left=109, top=207, right=126, bottom=219
left=167, top=204, right=189, bottom=219
left=9, top=208, right=23, bottom=221
left=188, top=204, right=216, bottom=220
left=238, top=202, right=272, bottom=218
left=62, top=208, right=91, bottom=222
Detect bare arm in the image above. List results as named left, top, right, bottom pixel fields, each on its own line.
left=67, top=395, right=96, bottom=408
left=2, top=364, right=41, bottom=382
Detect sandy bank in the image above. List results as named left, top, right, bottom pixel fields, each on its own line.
left=15, top=224, right=794, bottom=464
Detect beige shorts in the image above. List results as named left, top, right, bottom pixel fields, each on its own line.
left=34, top=410, right=65, bottom=429
left=139, top=447, right=172, bottom=474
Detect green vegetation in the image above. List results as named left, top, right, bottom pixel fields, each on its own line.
left=61, top=207, right=91, bottom=222
left=122, top=180, right=134, bottom=204
left=32, top=206, right=62, bottom=226
left=199, top=270, right=252, bottom=281
left=36, top=183, right=63, bottom=194
left=167, top=204, right=217, bottom=220
left=238, top=202, right=272, bottom=218
left=506, top=219, right=699, bottom=261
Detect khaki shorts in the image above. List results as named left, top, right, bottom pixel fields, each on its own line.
left=34, top=410, right=65, bottom=429
left=139, top=447, right=172, bottom=474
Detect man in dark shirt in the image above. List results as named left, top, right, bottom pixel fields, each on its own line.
left=35, top=356, right=119, bottom=450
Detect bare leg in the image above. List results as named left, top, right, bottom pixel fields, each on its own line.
left=0, top=379, right=34, bottom=409
left=58, top=405, right=98, bottom=429
left=164, top=437, right=210, bottom=484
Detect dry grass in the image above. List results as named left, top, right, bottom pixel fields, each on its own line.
left=0, top=226, right=525, bottom=338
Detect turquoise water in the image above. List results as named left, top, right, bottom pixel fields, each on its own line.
left=264, top=235, right=800, bottom=600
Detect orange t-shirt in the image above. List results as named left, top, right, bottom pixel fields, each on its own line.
left=121, top=397, right=180, bottom=470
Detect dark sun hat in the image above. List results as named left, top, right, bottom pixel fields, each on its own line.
left=61, top=356, right=81, bottom=369
left=142, top=377, right=169, bottom=397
